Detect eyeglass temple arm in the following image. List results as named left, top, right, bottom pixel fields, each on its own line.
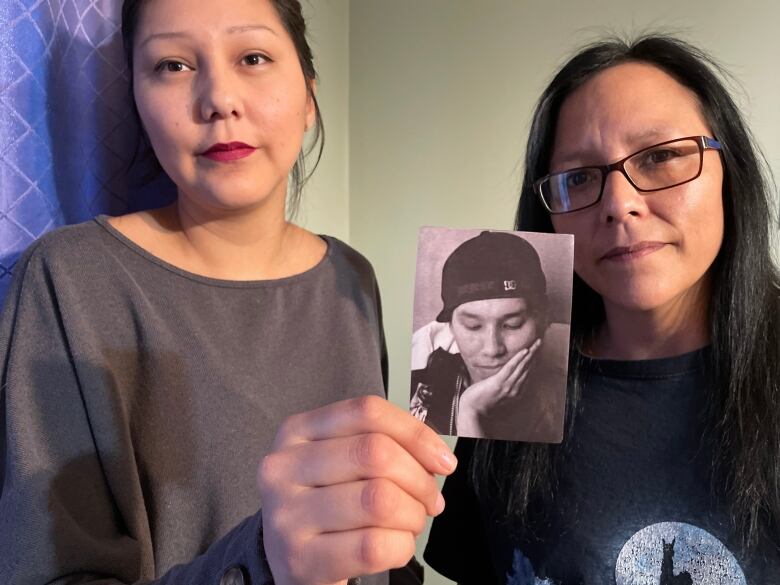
left=703, top=136, right=722, bottom=150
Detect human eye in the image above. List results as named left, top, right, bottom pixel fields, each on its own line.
left=636, top=146, right=682, bottom=168
left=503, top=318, right=526, bottom=330
left=564, top=168, right=599, bottom=190
left=153, top=59, right=194, bottom=74
left=241, top=52, right=271, bottom=66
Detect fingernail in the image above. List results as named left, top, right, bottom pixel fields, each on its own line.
left=434, top=492, right=445, bottom=515
left=439, top=450, right=457, bottom=473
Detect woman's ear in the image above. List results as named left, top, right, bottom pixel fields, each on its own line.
left=304, top=79, right=317, bottom=131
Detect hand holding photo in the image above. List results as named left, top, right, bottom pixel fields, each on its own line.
left=410, top=227, right=574, bottom=442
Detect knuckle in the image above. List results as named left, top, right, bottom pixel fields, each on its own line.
left=351, top=433, right=391, bottom=471
left=350, top=395, right=386, bottom=423
left=264, top=513, right=303, bottom=565
left=257, top=452, right=286, bottom=491
left=359, top=530, right=388, bottom=570
left=265, top=509, right=297, bottom=549
left=361, top=478, right=398, bottom=523
left=358, top=530, right=416, bottom=573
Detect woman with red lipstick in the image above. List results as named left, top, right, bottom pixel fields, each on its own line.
left=0, top=0, right=447, bottom=584
left=426, top=36, right=780, bottom=584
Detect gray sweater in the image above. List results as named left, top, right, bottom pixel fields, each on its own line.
left=0, top=216, right=388, bottom=585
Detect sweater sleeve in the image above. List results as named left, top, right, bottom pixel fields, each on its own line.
left=0, top=246, right=273, bottom=585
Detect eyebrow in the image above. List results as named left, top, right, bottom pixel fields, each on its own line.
left=138, top=24, right=278, bottom=50
left=624, top=127, right=676, bottom=144
left=553, top=126, right=677, bottom=168
left=458, top=310, right=528, bottom=321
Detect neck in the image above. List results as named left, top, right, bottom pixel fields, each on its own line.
left=156, top=190, right=318, bottom=281
left=590, top=275, right=711, bottom=360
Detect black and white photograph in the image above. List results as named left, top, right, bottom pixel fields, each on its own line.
left=410, top=227, right=574, bottom=442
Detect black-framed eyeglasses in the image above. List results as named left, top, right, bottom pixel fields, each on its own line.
left=534, top=135, right=723, bottom=214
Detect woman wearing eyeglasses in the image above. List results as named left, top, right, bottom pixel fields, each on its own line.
left=425, top=36, right=780, bottom=584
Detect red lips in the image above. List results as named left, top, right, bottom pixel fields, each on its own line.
left=200, top=142, right=256, bottom=162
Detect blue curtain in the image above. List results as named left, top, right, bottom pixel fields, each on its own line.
left=1, top=0, right=174, bottom=304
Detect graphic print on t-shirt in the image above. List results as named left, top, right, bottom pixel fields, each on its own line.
left=615, top=522, right=746, bottom=584
left=505, top=548, right=556, bottom=585
left=505, top=522, right=746, bottom=585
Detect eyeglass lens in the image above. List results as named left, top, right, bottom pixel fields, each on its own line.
left=541, top=138, right=704, bottom=213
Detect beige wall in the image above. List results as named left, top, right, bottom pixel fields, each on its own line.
left=298, top=0, right=351, bottom=241
left=303, top=1, right=779, bottom=583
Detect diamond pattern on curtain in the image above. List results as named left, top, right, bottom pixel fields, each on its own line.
left=0, top=0, right=173, bottom=303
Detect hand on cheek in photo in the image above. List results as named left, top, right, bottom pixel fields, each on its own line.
left=456, top=338, right=541, bottom=436
left=256, top=396, right=457, bottom=585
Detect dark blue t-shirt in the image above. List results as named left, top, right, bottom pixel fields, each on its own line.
left=425, top=349, right=780, bottom=584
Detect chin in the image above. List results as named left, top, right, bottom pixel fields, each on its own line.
left=603, top=281, right=701, bottom=313
left=183, top=183, right=285, bottom=213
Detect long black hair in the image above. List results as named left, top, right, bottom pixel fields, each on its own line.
left=120, top=0, right=324, bottom=216
left=473, top=34, right=780, bottom=549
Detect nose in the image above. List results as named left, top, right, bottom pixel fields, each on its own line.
left=481, top=326, right=507, bottom=359
left=598, top=168, right=647, bottom=224
left=197, top=64, right=242, bottom=122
